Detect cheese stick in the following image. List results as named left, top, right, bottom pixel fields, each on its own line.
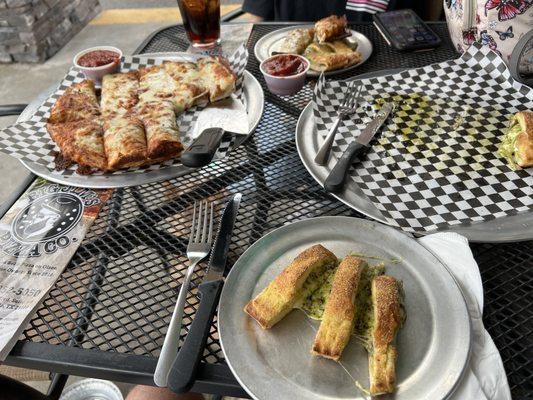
left=312, top=256, right=366, bottom=360
left=368, top=275, right=404, bottom=396
left=244, top=244, right=337, bottom=329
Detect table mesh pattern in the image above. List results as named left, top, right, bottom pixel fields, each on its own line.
left=20, top=24, right=532, bottom=398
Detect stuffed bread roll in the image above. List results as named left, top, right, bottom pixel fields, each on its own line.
left=278, top=28, right=315, bottom=54
left=368, top=275, right=405, bottom=396
left=314, top=15, right=348, bottom=43
left=312, top=256, right=366, bottom=360
left=244, top=244, right=337, bottom=329
left=498, top=111, right=533, bottom=169
left=303, top=42, right=360, bottom=72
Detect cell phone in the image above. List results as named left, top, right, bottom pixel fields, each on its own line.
left=373, top=9, right=441, bottom=51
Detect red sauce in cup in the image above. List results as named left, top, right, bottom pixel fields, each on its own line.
left=263, top=55, right=307, bottom=77
left=77, top=50, right=120, bottom=68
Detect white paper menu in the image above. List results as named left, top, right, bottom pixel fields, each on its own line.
left=0, top=179, right=111, bottom=360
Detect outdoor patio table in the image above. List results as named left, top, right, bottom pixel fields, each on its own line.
left=1, top=22, right=531, bottom=400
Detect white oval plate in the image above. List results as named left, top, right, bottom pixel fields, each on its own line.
left=254, top=26, right=373, bottom=77
left=219, top=216, right=471, bottom=400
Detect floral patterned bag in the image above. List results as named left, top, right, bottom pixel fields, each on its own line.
left=444, top=0, right=532, bottom=76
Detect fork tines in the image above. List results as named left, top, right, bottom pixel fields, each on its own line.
left=190, top=200, right=214, bottom=245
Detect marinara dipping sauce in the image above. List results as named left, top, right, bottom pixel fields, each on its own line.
left=77, top=50, right=120, bottom=68
left=263, top=54, right=307, bottom=77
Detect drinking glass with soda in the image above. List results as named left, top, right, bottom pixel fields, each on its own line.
left=177, top=0, right=221, bottom=48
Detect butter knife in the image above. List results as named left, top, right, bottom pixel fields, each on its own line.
left=324, top=103, right=393, bottom=193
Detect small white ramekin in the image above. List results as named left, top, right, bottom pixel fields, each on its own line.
left=73, top=46, right=122, bottom=83
left=260, top=54, right=310, bottom=96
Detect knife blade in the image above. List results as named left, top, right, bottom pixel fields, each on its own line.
left=167, top=193, right=242, bottom=393
left=324, top=102, right=393, bottom=193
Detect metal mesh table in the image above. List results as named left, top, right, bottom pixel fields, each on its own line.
left=4, top=23, right=532, bottom=399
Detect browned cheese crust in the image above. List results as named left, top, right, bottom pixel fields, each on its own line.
left=136, top=100, right=183, bottom=160
left=244, top=244, right=337, bottom=329
left=515, top=111, right=533, bottom=167
left=103, top=116, right=147, bottom=169
left=312, top=256, right=366, bottom=360
left=369, top=275, right=403, bottom=396
left=314, top=15, right=348, bottom=43
left=47, top=80, right=100, bottom=124
left=197, top=56, right=237, bottom=102
left=46, top=119, right=107, bottom=170
left=100, top=71, right=139, bottom=118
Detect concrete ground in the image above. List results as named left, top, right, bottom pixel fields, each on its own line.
left=0, top=2, right=245, bottom=399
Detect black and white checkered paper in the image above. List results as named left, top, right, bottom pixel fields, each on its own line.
left=0, top=45, right=249, bottom=177
left=314, top=43, right=533, bottom=232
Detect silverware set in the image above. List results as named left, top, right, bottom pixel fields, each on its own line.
left=315, top=81, right=394, bottom=193
left=314, top=81, right=362, bottom=166
left=154, top=194, right=241, bottom=390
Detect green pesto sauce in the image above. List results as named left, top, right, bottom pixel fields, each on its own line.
left=353, top=264, right=385, bottom=348
left=300, top=267, right=336, bottom=319
left=498, top=116, right=522, bottom=170
left=299, top=261, right=336, bottom=314
left=374, top=93, right=437, bottom=157
left=298, top=262, right=386, bottom=331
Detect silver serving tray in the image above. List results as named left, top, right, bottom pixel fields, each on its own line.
left=17, top=52, right=265, bottom=189
left=219, top=216, right=471, bottom=400
left=295, top=71, right=533, bottom=242
left=253, top=26, right=373, bottom=77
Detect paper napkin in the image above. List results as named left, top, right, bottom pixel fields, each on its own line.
left=419, top=232, right=511, bottom=400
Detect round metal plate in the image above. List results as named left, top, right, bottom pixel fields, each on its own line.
left=295, top=72, right=533, bottom=243
left=253, top=26, right=373, bottom=77
left=219, top=216, right=471, bottom=400
left=17, top=52, right=265, bottom=189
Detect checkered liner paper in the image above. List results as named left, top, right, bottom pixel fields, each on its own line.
left=314, top=44, right=533, bottom=232
left=0, top=45, right=249, bottom=177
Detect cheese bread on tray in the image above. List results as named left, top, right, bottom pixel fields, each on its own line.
left=46, top=55, right=237, bottom=173
left=244, top=244, right=406, bottom=396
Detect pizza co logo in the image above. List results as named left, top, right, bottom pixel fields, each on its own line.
left=0, top=185, right=100, bottom=258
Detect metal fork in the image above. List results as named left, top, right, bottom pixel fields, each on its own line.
left=314, top=82, right=363, bottom=166
left=154, top=200, right=214, bottom=387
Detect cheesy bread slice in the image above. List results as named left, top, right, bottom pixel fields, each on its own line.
left=48, top=80, right=100, bottom=124
left=197, top=56, right=236, bottom=102
left=103, top=116, right=147, bottom=170
left=312, top=256, right=366, bottom=361
left=100, top=71, right=139, bottom=118
left=368, top=275, right=404, bottom=396
left=244, top=244, right=337, bottom=329
left=136, top=100, right=183, bottom=161
left=47, top=118, right=107, bottom=171
left=138, top=65, right=194, bottom=113
left=163, top=61, right=208, bottom=105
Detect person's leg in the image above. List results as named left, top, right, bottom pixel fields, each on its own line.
left=126, top=385, right=204, bottom=400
